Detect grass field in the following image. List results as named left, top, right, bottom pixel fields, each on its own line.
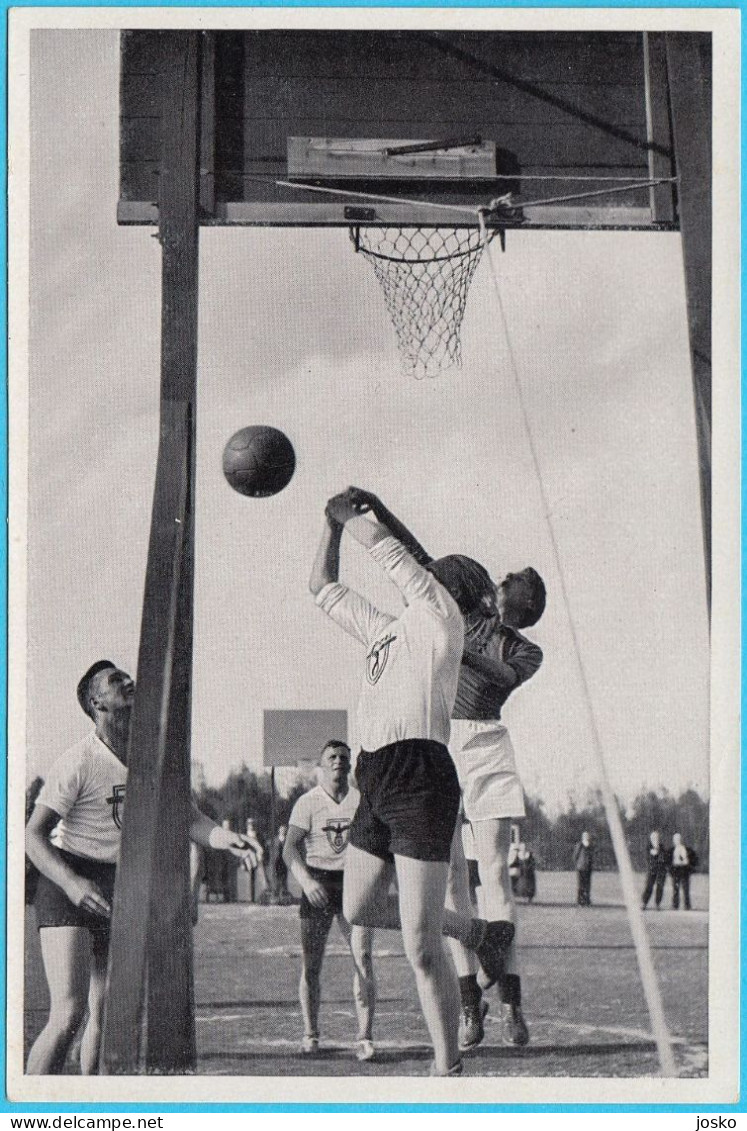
left=24, top=871, right=708, bottom=1078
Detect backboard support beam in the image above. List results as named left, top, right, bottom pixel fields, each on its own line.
left=102, top=30, right=201, bottom=1075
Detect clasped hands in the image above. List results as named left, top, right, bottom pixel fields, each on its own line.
left=325, top=486, right=379, bottom=528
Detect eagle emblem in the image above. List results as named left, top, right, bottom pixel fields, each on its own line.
left=323, top=818, right=351, bottom=854
left=106, top=784, right=126, bottom=829
left=366, top=632, right=397, bottom=685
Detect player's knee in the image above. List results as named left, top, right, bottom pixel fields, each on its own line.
left=351, top=940, right=373, bottom=970
left=402, top=931, right=442, bottom=977
left=343, top=891, right=371, bottom=927
left=48, top=995, right=86, bottom=1036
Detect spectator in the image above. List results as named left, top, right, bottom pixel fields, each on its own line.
left=514, top=842, right=536, bottom=903
left=670, top=832, right=697, bottom=910
left=641, top=830, right=669, bottom=910
left=573, top=831, right=594, bottom=906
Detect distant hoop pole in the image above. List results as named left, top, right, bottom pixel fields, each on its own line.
left=101, top=31, right=202, bottom=1074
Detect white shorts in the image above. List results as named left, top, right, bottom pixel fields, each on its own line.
left=450, top=719, right=525, bottom=822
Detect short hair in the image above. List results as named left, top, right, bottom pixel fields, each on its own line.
left=516, top=567, right=546, bottom=628
left=76, top=660, right=116, bottom=718
left=426, top=555, right=494, bottom=616
left=319, top=739, right=351, bottom=763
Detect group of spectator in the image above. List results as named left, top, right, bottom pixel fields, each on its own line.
left=572, top=828, right=699, bottom=909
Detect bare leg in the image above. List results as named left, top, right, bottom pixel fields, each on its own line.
left=395, top=856, right=461, bottom=1074
left=26, top=927, right=90, bottom=1074
left=299, top=914, right=333, bottom=1040
left=79, top=937, right=108, bottom=1075
left=345, top=844, right=482, bottom=949
left=337, top=916, right=375, bottom=1041
left=471, top=817, right=518, bottom=974
left=189, top=844, right=204, bottom=926
left=445, top=823, right=479, bottom=978
left=342, top=844, right=397, bottom=928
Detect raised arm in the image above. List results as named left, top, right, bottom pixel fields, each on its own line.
left=462, top=634, right=542, bottom=690
left=346, top=487, right=433, bottom=566
left=325, top=492, right=391, bottom=551
left=461, top=646, right=519, bottom=690
left=309, top=515, right=344, bottom=596
left=327, top=492, right=454, bottom=618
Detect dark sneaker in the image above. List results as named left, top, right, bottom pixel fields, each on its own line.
left=459, top=999, right=489, bottom=1052
left=475, top=920, right=516, bottom=989
left=429, top=1058, right=464, bottom=1076
left=501, top=1002, right=530, bottom=1047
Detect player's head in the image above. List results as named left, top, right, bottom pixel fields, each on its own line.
left=581, top=830, right=590, bottom=846
left=650, top=829, right=661, bottom=846
left=426, top=555, right=495, bottom=617
left=672, top=832, right=682, bottom=846
left=498, top=567, right=546, bottom=628
left=77, top=661, right=134, bottom=720
left=319, top=740, right=351, bottom=786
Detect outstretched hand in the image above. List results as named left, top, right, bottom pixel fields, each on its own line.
left=325, top=491, right=362, bottom=527
left=209, top=827, right=259, bottom=863
left=345, top=486, right=379, bottom=516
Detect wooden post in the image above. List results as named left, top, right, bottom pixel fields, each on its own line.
left=101, top=32, right=201, bottom=1074
left=665, top=33, right=712, bottom=609
left=643, top=33, right=676, bottom=224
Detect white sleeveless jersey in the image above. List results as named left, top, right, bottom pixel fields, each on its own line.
left=316, top=536, right=464, bottom=753
left=37, top=732, right=127, bottom=863
left=288, top=785, right=360, bottom=871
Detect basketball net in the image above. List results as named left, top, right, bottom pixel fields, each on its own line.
left=350, top=225, right=497, bottom=378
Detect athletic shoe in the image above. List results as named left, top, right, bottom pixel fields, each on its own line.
left=459, top=999, right=489, bottom=1051
left=500, top=1002, right=529, bottom=1047
left=429, top=1058, right=464, bottom=1076
left=301, top=1036, right=320, bottom=1055
left=356, top=1039, right=376, bottom=1062
left=475, top=920, right=516, bottom=989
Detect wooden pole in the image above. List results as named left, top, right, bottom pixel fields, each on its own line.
left=101, top=31, right=201, bottom=1074
left=665, top=33, right=712, bottom=611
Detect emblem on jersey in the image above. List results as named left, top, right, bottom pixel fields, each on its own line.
left=323, top=818, right=351, bottom=854
left=107, top=784, right=126, bottom=829
left=366, top=632, right=397, bottom=685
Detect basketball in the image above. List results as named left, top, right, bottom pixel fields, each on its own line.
left=222, top=426, right=296, bottom=497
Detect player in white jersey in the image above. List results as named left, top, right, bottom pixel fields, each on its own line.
left=284, top=741, right=375, bottom=1061
left=343, top=488, right=545, bottom=1051
left=311, top=491, right=516, bottom=1076
left=25, top=660, right=258, bottom=1075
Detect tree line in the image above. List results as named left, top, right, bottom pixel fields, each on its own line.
left=25, top=765, right=708, bottom=874
left=189, top=764, right=709, bottom=873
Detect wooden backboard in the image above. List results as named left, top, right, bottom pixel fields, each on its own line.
left=119, top=29, right=683, bottom=230
left=263, top=709, right=348, bottom=767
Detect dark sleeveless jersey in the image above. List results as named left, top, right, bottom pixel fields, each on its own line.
left=453, top=620, right=543, bottom=721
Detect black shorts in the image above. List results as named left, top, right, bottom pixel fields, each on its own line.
left=350, top=739, right=461, bottom=863
left=34, top=848, right=115, bottom=947
left=299, top=866, right=344, bottom=920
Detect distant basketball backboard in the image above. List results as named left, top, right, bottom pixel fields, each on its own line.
left=263, top=709, right=348, bottom=767
left=119, top=30, right=679, bottom=230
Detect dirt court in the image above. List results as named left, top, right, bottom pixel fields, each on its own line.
left=24, top=871, right=708, bottom=1079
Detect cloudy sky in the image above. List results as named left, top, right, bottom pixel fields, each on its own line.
left=22, top=28, right=710, bottom=811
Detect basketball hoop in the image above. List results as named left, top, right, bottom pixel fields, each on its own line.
left=350, top=224, right=500, bottom=379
